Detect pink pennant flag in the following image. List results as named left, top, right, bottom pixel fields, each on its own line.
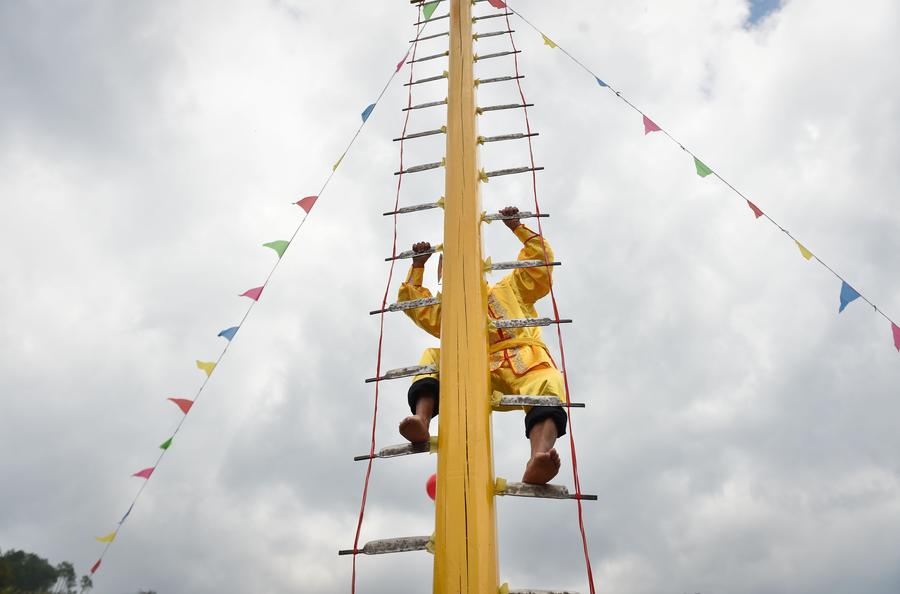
left=240, top=286, right=264, bottom=301
left=396, top=50, right=410, bottom=73
left=295, top=195, right=318, bottom=213
left=132, top=467, right=154, bottom=479
left=746, top=200, right=764, bottom=219
left=168, top=398, right=194, bottom=414
left=892, top=322, right=900, bottom=352
left=90, top=559, right=101, bottom=574
left=487, top=0, right=507, bottom=7
left=642, top=115, right=661, bottom=135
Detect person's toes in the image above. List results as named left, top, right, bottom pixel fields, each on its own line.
left=399, top=416, right=429, bottom=443
left=522, top=452, right=560, bottom=485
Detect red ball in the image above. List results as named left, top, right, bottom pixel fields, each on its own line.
left=426, top=473, right=436, bottom=501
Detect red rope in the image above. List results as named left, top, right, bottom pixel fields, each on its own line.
left=350, top=13, right=424, bottom=593
left=502, top=13, right=597, bottom=594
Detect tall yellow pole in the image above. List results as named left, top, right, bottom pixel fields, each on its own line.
left=433, top=0, right=498, bottom=592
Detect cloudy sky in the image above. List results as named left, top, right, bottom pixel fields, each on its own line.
left=2, top=0, right=900, bottom=593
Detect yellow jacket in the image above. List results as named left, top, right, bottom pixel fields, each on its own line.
left=399, top=224, right=556, bottom=375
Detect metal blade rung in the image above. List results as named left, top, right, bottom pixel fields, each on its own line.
left=338, top=535, right=431, bottom=556
left=483, top=211, right=548, bottom=222
left=475, top=50, right=522, bottom=62
left=353, top=441, right=430, bottom=461
left=393, top=127, right=446, bottom=142
left=479, top=132, right=538, bottom=144
left=473, top=12, right=512, bottom=22
left=383, top=201, right=442, bottom=215
left=498, top=481, right=598, bottom=501
left=494, top=396, right=585, bottom=409
left=414, top=13, right=449, bottom=25
left=394, top=160, right=444, bottom=175
left=474, top=29, right=515, bottom=40
left=386, top=245, right=440, bottom=261
left=370, top=296, right=441, bottom=316
left=476, top=74, right=525, bottom=85
left=403, top=99, right=448, bottom=112
left=365, top=364, right=436, bottom=383
left=409, top=50, right=449, bottom=64
left=491, top=318, right=572, bottom=329
left=410, top=31, right=449, bottom=43
left=490, top=259, right=560, bottom=271
left=404, top=72, right=448, bottom=87
left=484, top=166, right=544, bottom=178
left=508, top=589, right=583, bottom=594
left=478, top=103, right=534, bottom=114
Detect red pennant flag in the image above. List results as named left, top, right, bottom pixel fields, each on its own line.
left=240, top=286, right=264, bottom=301
left=642, top=115, right=661, bottom=135
left=132, top=467, right=154, bottom=479
left=168, top=398, right=194, bottom=414
left=396, top=50, right=410, bottom=73
left=746, top=200, right=764, bottom=219
left=487, top=0, right=507, bottom=7
left=90, top=559, right=101, bottom=574
left=295, top=195, right=318, bottom=213
left=892, top=322, right=900, bottom=352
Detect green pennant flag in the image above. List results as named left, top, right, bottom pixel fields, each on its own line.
left=694, top=157, right=713, bottom=178
left=423, top=1, right=439, bottom=20
left=159, top=437, right=173, bottom=450
left=263, top=240, right=290, bottom=258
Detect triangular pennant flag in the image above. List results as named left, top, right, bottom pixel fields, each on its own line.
left=240, top=286, right=264, bottom=301
left=296, top=195, right=318, bottom=213
left=263, top=240, right=290, bottom=258
left=218, top=326, right=239, bottom=341
left=892, top=322, right=900, bottom=352
left=95, top=532, right=116, bottom=543
left=642, top=115, right=661, bottom=135
left=159, top=437, right=173, bottom=450
left=795, top=241, right=813, bottom=261
left=746, top=200, right=764, bottom=219
left=542, top=34, right=557, bottom=48
left=168, top=398, right=194, bottom=414
left=332, top=154, right=344, bottom=172
left=361, top=103, right=376, bottom=123
left=196, top=360, right=216, bottom=377
left=396, top=49, right=410, bottom=73
left=838, top=281, right=861, bottom=313
left=132, top=467, right=154, bottom=479
left=119, top=504, right=133, bottom=524
left=90, top=560, right=101, bottom=574
left=487, top=0, right=507, bottom=7
left=694, top=157, right=713, bottom=177
left=423, top=1, right=439, bottom=20
left=596, top=77, right=608, bottom=88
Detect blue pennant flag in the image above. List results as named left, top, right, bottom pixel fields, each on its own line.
left=838, top=281, right=861, bottom=313
left=119, top=504, right=134, bottom=525
left=361, top=103, right=376, bottom=123
left=596, top=77, right=608, bottom=88
left=218, top=326, right=239, bottom=341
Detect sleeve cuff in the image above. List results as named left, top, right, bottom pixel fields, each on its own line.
left=406, top=266, right=425, bottom=286
left=513, top=224, right=540, bottom=244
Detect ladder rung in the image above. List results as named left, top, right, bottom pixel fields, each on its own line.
left=494, top=396, right=585, bottom=409
left=414, top=13, right=449, bottom=26
left=353, top=441, right=431, bottom=461
left=365, top=364, right=437, bottom=384
left=492, top=318, right=572, bottom=329
left=370, top=297, right=440, bottom=315
left=409, top=50, right=449, bottom=64
left=484, top=166, right=544, bottom=178
left=338, top=535, right=431, bottom=556
left=403, top=99, right=448, bottom=112
left=384, top=201, right=443, bottom=216
left=404, top=72, right=448, bottom=87
left=409, top=31, right=449, bottom=43
left=393, top=127, right=446, bottom=142
left=478, top=103, right=534, bottom=114
left=479, top=132, right=538, bottom=144
left=395, top=160, right=444, bottom=175
left=474, top=29, right=515, bottom=40
left=475, top=50, right=522, bottom=62
left=509, top=589, right=583, bottom=594
left=490, top=259, right=560, bottom=271
left=498, top=481, right=598, bottom=501
left=386, top=244, right=441, bottom=261
left=483, top=211, right=548, bottom=222
left=476, top=74, right=525, bottom=85
left=473, top=12, right=512, bottom=22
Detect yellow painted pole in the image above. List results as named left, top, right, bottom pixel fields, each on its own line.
left=433, top=0, right=498, bottom=592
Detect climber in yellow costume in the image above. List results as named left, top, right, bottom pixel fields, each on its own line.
left=398, top=206, right=567, bottom=484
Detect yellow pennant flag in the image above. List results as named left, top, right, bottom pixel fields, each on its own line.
left=795, top=241, right=813, bottom=261
left=332, top=153, right=345, bottom=172
left=95, top=532, right=116, bottom=543
left=542, top=34, right=557, bottom=49
left=196, top=360, right=216, bottom=377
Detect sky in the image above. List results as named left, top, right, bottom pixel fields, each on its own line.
left=1, top=1, right=899, bottom=593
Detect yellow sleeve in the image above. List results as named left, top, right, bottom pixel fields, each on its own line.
left=508, top=224, right=554, bottom=304
left=398, top=266, right=442, bottom=338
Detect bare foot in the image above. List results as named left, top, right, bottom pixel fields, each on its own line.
left=399, top=415, right=430, bottom=443
left=522, top=448, right=561, bottom=485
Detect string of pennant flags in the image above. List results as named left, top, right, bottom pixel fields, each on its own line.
left=486, top=0, right=900, bottom=353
